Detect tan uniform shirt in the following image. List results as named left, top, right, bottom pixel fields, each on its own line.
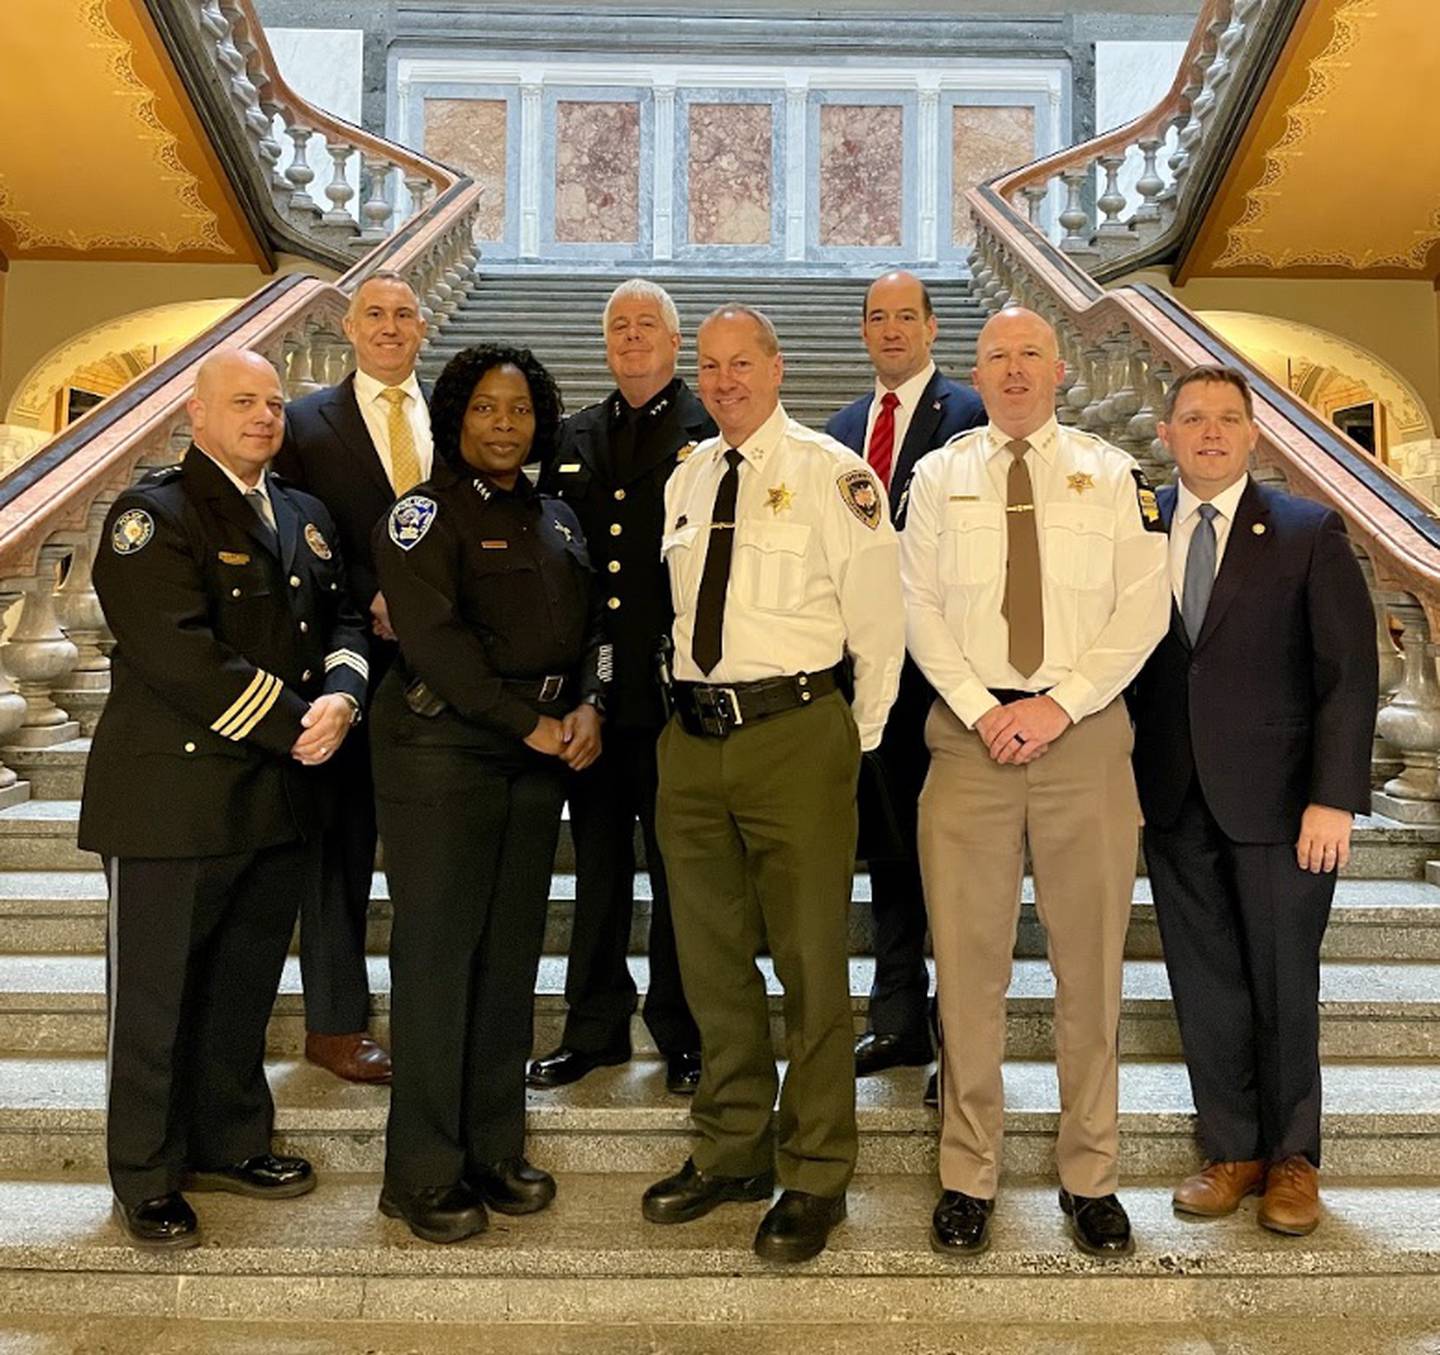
left=900, top=417, right=1169, bottom=728
left=663, top=402, right=905, bottom=750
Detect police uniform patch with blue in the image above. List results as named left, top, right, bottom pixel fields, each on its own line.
left=388, top=495, right=438, bottom=551
left=111, top=508, right=155, bottom=555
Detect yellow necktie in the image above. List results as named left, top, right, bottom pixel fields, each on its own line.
left=380, top=387, right=421, bottom=495
left=1003, top=439, right=1044, bottom=677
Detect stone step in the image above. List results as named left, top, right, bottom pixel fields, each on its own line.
left=1, top=1052, right=1435, bottom=1178
left=2, top=954, right=1436, bottom=1062
left=4, top=868, right=1440, bottom=963
left=0, top=1173, right=1437, bottom=1327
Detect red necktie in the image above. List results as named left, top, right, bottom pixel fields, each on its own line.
left=867, top=391, right=900, bottom=488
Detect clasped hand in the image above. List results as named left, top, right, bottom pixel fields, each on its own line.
left=524, top=704, right=603, bottom=771
left=974, top=695, right=1071, bottom=765
left=291, top=694, right=354, bottom=766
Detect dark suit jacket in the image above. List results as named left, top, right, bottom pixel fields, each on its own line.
left=274, top=373, right=427, bottom=619
left=826, top=368, right=985, bottom=859
left=825, top=367, right=985, bottom=526
left=1129, top=478, right=1377, bottom=844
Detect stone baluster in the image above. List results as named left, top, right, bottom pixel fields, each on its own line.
left=1125, top=353, right=1167, bottom=482
left=1177, top=20, right=1225, bottom=167
left=1188, top=5, right=1237, bottom=126
left=0, top=547, right=81, bottom=749
left=1021, top=183, right=1048, bottom=230
left=0, top=594, right=31, bottom=806
left=1159, top=58, right=1207, bottom=218
left=1365, top=573, right=1406, bottom=789
left=1373, top=598, right=1440, bottom=820
left=53, top=521, right=113, bottom=738
left=322, top=142, right=358, bottom=229
left=404, top=172, right=434, bottom=223
left=358, top=155, right=395, bottom=243
left=1103, top=336, right=1142, bottom=445
left=283, top=328, right=319, bottom=398
left=283, top=124, right=322, bottom=220
left=1065, top=342, right=1094, bottom=424
left=1132, top=137, right=1166, bottom=238
left=1079, top=344, right=1111, bottom=433
left=1057, top=169, right=1097, bottom=260
left=1094, top=154, right=1130, bottom=249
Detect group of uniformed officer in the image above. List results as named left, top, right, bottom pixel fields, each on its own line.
left=86, top=267, right=1371, bottom=1262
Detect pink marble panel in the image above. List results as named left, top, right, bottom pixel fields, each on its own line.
left=819, top=105, right=903, bottom=247
left=423, top=99, right=507, bottom=240
left=554, top=101, right=640, bottom=244
left=688, top=103, right=772, bottom=245
left=951, top=105, right=1036, bottom=249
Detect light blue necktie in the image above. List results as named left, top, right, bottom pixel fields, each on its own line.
left=1181, top=502, right=1218, bottom=644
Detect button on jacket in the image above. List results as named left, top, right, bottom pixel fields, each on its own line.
left=80, top=447, right=370, bottom=860
left=373, top=462, right=607, bottom=737
left=900, top=418, right=1169, bottom=728
left=540, top=377, right=714, bottom=728
left=663, top=403, right=905, bottom=750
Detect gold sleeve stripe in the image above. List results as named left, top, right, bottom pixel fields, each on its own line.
left=212, top=671, right=279, bottom=740
left=228, top=674, right=284, bottom=741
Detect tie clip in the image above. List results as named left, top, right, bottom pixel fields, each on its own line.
left=709, top=521, right=736, bottom=531
left=1006, top=503, right=1035, bottom=513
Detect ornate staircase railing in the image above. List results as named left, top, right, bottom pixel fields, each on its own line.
left=0, top=0, right=483, bottom=802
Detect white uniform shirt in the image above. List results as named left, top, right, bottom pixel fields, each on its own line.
left=900, top=418, right=1169, bottom=729
left=352, top=368, right=434, bottom=490
left=198, top=450, right=276, bottom=530
left=1169, top=473, right=1248, bottom=606
left=663, top=402, right=905, bottom=750
left=861, top=360, right=937, bottom=471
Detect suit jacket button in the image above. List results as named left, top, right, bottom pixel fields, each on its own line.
left=231, top=587, right=242, bottom=598
left=290, top=575, right=302, bottom=588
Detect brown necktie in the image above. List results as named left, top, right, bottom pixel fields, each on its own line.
left=380, top=386, right=422, bottom=495
left=1003, top=439, right=1044, bottom=677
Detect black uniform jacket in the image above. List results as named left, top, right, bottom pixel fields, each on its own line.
left=80, top=447, right=370, bottom=860
left=373, top=462, right=608, bottom=741
left=538, top=378, right=714, bottom=728
left=1128, top=479, right=1377, bottom=843
left=273, top=373, right=430, bottom=619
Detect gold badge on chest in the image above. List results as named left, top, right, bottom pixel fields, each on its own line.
left=1067, top=472, right=1094, bottom=495
left=765, top=483, right=795, bottom=515
left=304, top=523, right=332, bottom=559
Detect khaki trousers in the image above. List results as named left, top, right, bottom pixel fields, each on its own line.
left=918, top=697, right=1138, bottom=1198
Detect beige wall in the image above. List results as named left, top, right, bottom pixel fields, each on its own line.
left=1129, top=271, right=1440, bottom=430
left=0, top=256, right=324, bottom=415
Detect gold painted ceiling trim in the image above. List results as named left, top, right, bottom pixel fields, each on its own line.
left=1214, top=0, right=1440, bottom=272
left=0, top=0, right=229, bottom=255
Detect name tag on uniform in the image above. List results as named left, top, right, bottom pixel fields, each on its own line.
left=218, top=550, right=251, bottom=565
left=481, top=540, right=509, bottom=550
left=948, top=495, right=978, bottom=502
left=559, top=463, right=582, bottom=473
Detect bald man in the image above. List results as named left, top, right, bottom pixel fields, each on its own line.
left=82, top=349, right=370, bottom=1249
left=900, top=308, right=1168, bottom=1258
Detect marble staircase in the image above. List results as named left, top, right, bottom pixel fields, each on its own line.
left=0, top=737, right=1438, bottom=1345
left=418, top=271, right=987, bottom=431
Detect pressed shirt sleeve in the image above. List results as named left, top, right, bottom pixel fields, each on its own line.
left=1046, top=464, right=1170, bottom=722
left=898, top=455, right=1000, bottom=728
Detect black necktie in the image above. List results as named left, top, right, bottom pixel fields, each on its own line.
left=691, top=448, right=743, bottom=676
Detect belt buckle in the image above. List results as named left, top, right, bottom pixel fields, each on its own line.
left=692, top=684, right=740, bottom=738
left=538, top=674, right=564, bottom=702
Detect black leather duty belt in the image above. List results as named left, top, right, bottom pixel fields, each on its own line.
left=504, top=674, right=568, bottom=703
left=673, top=667, right=840, bottom=739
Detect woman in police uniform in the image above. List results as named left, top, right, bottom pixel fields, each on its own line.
left=371, top=345, right=607, bottom=1244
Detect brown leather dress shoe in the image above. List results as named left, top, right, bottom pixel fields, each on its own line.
left=1258, top=1156, right=1321, bottom=1236
left=1172, top=1159, right=1266, bottom=1217
left=305, top=1031, right=393, bottom=1084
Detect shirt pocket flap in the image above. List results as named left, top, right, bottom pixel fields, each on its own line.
left=735, top=521, right=811, bottom=556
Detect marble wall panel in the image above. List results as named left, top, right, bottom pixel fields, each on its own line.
left=687, top=103, right=772, bottom=246
left=423, top=99, right=508, bottom=240
left=951, top=105, right=1035, bottom=249
left=818, top=105, right=903, bottom=248
left=1096, top=41, right=1189, bottom=213
left=554, top=100, right=641, bottom=244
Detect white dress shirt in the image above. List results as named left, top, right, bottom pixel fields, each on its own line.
left=861, top=360, right=937, bottom=471
left=353, top=368, right=434, bottom=489
left=1169, top=473, right=1249, bottom=606
left=662, top=402, right=905, bottom=750
left=198, top=449, right=276, bottom=530
left=900, top=418, right=1170, bottom=728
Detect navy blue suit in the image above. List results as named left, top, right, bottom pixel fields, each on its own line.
left=1129, top=478, right=1376, bottom=1166
left=825, top=369, right=985, bottom=1044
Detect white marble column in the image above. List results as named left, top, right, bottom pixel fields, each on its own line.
left=917, top=82, right=941, bottom=263
left=785, top=80, right=808, bottom=262
left=519, top=81, right=543, bottom=259
left=653, top=81, right=677, bottom=261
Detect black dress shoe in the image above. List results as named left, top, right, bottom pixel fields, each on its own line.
left=526, top=1043, right=630, bottom=1088
left=113, top=1192, right=199, bottom=1251
left=187, top=1153, right=316, bottom=1199
left=468, top=1157, right=556, bottom=1215
left=753, top=1189, right=846, bottom=1263
left=379, top=1180, right=488, bottom=1244
left=924, top=1072, right=939, bottom=1108
left=930, top=1189, right=994, bottom=1255
left=642, top=1158, right=774, bottom=1224
left=1059, top=1188, right=1134, bottom=1257
left=854, top=1031, right=931, bottom=1077
left=665, top=1050, right=702, bottom=1095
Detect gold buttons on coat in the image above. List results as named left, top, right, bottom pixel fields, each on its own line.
left=299, top=621, right=309, bottom=633
left=290, top=575, right=302, bottom=588
left=231, top=588, right=242, bottom=598
left=607, top=597, right=621, bottom=610
left=614, top=489, right=626, bottom=502
left=184, top=741, right=196, bottom=753
left=608, top=560, right=621, bottom=574
left=302, top=669, right=312, bottom=682
left=610, top=523, right=622, bottom=537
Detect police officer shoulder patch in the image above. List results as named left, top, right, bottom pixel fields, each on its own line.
left=1131, top=468, right=1164, bottom=533
left=303, top=523, right=332, bottom=559
left=837, top=468, right=883, bottom=530
left=111, top=508, right=155, bottom=555
left=388, top=495, right=438, bottom=551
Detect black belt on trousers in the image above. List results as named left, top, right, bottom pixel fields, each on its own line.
left=988, top=686, right=1052, bottom=706
left=503, top=674, right=568, bottom=703
left=673, top=667, right=840, bottom=739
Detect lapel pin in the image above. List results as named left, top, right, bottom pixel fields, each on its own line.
left=1252, top=522, right=1266, bottom=535
left=932, top=400, right=942, bottom=411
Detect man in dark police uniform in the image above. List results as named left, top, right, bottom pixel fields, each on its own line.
left=82, top=348, right=369, bottom=1250
left=529, top=279, right=714, bottom=1094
